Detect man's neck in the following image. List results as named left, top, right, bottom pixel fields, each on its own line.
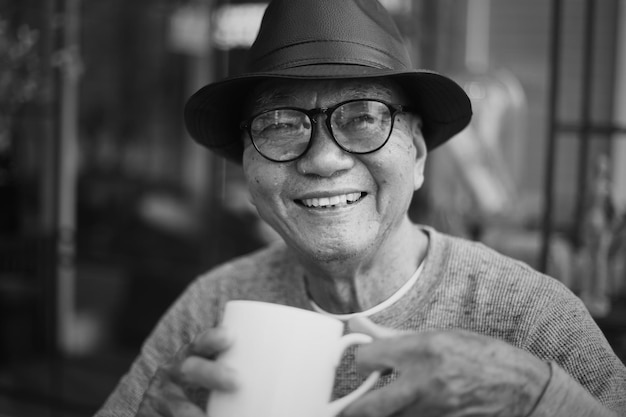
left=300, top=223, right=428, bottom=314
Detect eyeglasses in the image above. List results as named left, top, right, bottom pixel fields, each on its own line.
left=240, top=99, right=412, bottom=162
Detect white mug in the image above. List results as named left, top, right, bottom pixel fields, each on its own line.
left=206, top=300, right=380, bottom=417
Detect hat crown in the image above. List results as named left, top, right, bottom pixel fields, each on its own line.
left=248, top=0, right=413, bottom=72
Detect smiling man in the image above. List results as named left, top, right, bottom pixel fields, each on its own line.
left=96, top=0, right=626, bottom=416
left=241, top=78, right=427, bottom=313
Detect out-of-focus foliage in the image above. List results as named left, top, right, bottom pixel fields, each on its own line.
left=0, top=17, right=39, bottom=158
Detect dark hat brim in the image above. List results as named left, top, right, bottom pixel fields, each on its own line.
left=184, top=65, right=472, bottom=163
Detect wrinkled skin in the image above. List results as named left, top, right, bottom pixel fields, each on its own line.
left=242, top=78, right=428, bottom=313
left=342, top=317, right=550, bottom=417
left=136, top=327, right=238, bottom=417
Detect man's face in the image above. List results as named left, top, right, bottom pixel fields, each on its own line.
left=241, top=78, right=426, bottom=263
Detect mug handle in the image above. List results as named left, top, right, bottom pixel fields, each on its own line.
left=326, top=333, right=381, bottom=417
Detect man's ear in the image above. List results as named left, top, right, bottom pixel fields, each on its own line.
left=410, top=115, right=427, bottom=191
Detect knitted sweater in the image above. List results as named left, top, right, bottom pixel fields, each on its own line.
left=95, top=227, right=626, bottom=416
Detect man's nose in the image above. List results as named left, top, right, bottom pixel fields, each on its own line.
left=295, top=119, right=355, bottom=177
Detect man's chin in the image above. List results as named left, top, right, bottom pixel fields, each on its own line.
left=295, top=241, right=367, bottom=264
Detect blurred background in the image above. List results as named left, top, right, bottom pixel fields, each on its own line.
left=1, top=0, right=625, bottom=415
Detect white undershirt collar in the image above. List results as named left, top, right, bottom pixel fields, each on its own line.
left=309, top=261, right=424, bottom=321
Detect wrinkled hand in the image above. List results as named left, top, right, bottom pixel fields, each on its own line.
left=136, top=327, right=238, bottom=417
left=343, top=317, right=550, bottom=417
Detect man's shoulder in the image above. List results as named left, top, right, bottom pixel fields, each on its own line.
left=424, top=227, right=585, bottom=336
left=425, top=226, right=567, bottom=294
left=429, top=227, right=537, bottom=270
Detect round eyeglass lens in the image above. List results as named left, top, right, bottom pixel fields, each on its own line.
left=330, top=100, right=392, bottom=152
left=250, top=109, right=312, bottom=161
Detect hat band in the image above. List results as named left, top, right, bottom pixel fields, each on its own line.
left=248, top=40, right=411, bottom=73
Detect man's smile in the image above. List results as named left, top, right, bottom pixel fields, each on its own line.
left=296, top=192, right=366, bottom=208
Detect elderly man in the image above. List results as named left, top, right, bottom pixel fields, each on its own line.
left=96, top=0, right=626, bottom=416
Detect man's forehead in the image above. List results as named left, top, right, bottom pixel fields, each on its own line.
left=246, top=78, right=402, bottom=109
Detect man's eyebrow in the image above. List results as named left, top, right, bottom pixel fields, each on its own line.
left=243, top=87, right=296, bottom=115
left=256, top=84, right=393, bottom=104
left=246, top=80, right=397, bottom=112
left=253, top=91, right=297, bottom=106
left=342, top=83, right=394, bottom=98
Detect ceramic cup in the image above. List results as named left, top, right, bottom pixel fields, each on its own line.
left=206, top=300, right=380, bottom=417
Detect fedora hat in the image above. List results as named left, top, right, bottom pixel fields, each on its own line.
left=184, top=0, right=472, bottom=163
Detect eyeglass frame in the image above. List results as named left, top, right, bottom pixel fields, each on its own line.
left=239, top=98, right=414, bottom=163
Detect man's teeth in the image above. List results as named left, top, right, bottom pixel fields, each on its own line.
left=301, top=192, right=363, bottom=208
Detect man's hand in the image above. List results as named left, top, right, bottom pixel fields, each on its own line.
left=343, top=317, right=550, bottom=417
left=136, top=327, right=238, bottom=417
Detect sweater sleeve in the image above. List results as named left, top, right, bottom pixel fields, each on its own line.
left=524, top=280, right=626, bottom=415
left=93, top=276, right=221, bottom=417
left=529, top=362, right=621, bottom=417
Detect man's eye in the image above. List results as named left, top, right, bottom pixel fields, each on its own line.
left=340, top=114, right=378, bottom=130
left=253, top=119, right=310, bottom=140
left=353, top=114, right=376, bottom=124
left=267, top=121, right=296, bottom=130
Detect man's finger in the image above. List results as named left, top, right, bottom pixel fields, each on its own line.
left=188, top=327, right=234, bottom=357
left=180, top=356, right=239, bottom=390
left=348, top=317, right=420, bottom=376
left=138, top=371, right=206, bottom=417
left=160, top=384, right=207, bottom=417
left=347, top=316, right=408, bottom=339
left=166, top=400, right=206, bottom=417
left=341, top=381, right=421, bottom=417
left=353, top=334, right=426, bottom=376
